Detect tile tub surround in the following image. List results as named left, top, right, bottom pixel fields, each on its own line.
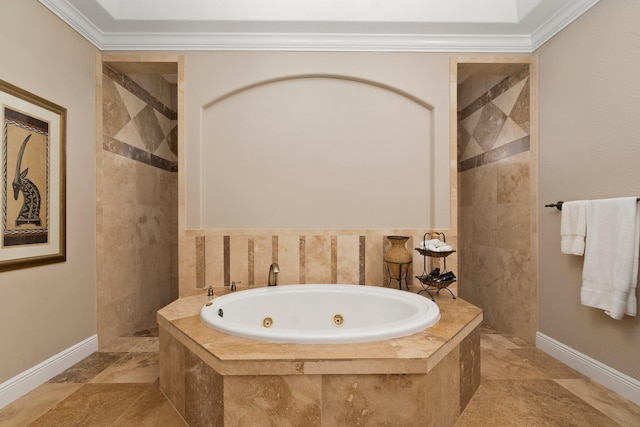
left=180, top=230, right=459, bottom=294
left=158, top=291, right=482, bottom=426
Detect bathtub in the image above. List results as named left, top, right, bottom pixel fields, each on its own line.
left=199, top=284, right=440, bottom=344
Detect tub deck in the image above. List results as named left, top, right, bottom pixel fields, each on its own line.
left=158, top=288, right=482, bottom=426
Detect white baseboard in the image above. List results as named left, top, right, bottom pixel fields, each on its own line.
left=0, top=335, right=98, bottom=409
left=536, top=332, right=640, bottom=406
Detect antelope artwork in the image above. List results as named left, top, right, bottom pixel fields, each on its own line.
left=12, top=134, right=42, bottom=227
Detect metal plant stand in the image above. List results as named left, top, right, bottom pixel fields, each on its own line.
left=385, top=261, right=412, bottom=290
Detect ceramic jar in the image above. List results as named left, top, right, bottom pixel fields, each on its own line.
left=383, top=235, right=412, bottom=279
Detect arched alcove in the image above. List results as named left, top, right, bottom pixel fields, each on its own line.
left=200, top=74, right=435, bottom=229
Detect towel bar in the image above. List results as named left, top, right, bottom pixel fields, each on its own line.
left=545, top=198, right=640, bottom=210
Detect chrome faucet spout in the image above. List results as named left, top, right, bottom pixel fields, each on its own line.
left=268, top=263, right=280, bottom=286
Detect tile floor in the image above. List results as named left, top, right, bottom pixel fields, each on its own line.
left=1, top=326, right=638, bottom=426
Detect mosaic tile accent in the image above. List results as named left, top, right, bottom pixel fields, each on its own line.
left=459, top=136, right=530, bottom=172
left=359, top=235, right=366, bottom=285
left=509, top=78, right=530, bottom=134
left=472, top=102, right=508, bottom=152
left=331, top=235, right=338, bottom=284
left=103, top=64, right=177, bottom=120
left=224, top=236, right=230, bottom=287
left=102, top=135, right=122, bottom=154
left=248, top=236, right=255, bottom=287
left=195, top=236, right=205, bottom=289
left=102, top=136, right=177, bottom=172
left=459, top=66, right=529, bottom=120
left=272, top=235, right=278, bottom=263
left=102, top=64, right=178, bottom=172
left=102, top=76, right=131, bottom=139
left=299, top=236, right=306, bottom=284
left=458, top=66, right=530, bottom=170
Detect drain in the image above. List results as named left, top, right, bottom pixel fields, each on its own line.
left=333, top=314, right=344, bottom=327
left=262, top=317, right=273, bottom=328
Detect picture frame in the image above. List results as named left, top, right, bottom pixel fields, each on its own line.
left=0, top=79, right=66, bottom=272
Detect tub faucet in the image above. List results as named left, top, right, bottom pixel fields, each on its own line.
left=231, top=281, right=241, bottom=292
left=268, top=263, right=280, bottom=286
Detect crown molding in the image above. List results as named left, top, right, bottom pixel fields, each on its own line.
left=97, top=32, right=535, bottom=53
left=530, top=0, right=600, bottom=51
left=39, top=0, right=599, bottom=52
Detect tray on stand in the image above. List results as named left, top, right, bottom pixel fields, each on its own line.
left=415, top=232, right=456, bottom=301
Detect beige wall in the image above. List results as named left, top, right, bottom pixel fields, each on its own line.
left=201, top=76, right=433, bottom=229
left=179, top=52, right=457, bottom=293
left=537, top=0, right=640, bottom=380
left=0, top=1, right=97, bottom=382
left=184, top=52, right=452, bottom=231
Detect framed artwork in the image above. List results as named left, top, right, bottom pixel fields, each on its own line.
left=0, top=79, right=66, bottom=272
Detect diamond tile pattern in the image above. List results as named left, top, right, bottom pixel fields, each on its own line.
left=459, top=68, right=530, bottom=164
left=472, top=102, right=508, bottom=152
left=102, top=64, right=178, bottom=164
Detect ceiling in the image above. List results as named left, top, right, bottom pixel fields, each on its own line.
left=39, top=0, right=599, bottom=52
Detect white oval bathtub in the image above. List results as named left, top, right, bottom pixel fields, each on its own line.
left=199, top=284, right=440, bottom=344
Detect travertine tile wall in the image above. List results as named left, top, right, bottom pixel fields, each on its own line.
left=179, top=229, right=458, bottom=294
left=158, top=293, right=481, bottom=425
left=98, top=63, right=178, bottom=344
left=457, top=64, right=537, bottom=343
left=161, top=327, right=469, bottom=426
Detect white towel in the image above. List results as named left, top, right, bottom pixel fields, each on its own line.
left=561, top=200, right=587, bottom=255
left=424, top=244, right=452, bottom=252
left=420, top=239, right=444, bottom=249
left=581, top=197, right=639, bottom=319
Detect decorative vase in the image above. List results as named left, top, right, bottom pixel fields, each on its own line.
left=383, top=235, right=412, bottom=280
